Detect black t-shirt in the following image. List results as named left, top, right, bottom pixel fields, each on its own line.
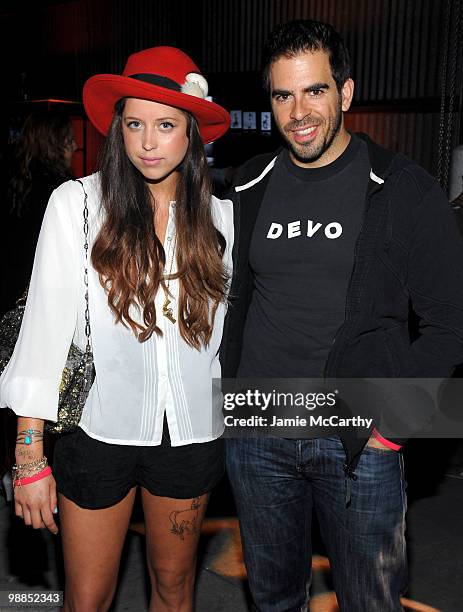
left=238, top=134, right=370, bottom=378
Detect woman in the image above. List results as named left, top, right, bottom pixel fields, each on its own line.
left=0, top=46, right=232, bottom=611
left=1, top=111, right=76, bottom=313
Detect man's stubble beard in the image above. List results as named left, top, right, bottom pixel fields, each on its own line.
left=282, top=98, right=343, bottom=165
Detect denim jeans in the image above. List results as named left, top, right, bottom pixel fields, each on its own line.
left=226, top=436, right=407, bottom=612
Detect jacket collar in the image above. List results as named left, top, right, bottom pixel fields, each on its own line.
left=234, top=132, right=406, bottom=193
left=235, top=156, right=277, bottom=192
left=355, top=132, right=409, bottom=184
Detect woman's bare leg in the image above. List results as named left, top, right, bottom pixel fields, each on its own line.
left=141, top=488, right=209, bottom=612
left=59, top=488, right=137, bottom=612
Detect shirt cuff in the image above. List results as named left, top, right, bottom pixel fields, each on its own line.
left=372, top=428, right=402, bottom=451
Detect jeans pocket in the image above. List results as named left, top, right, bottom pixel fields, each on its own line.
left=364, top=443, right=399, bottom=454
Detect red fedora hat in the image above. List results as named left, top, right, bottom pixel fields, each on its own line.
left=83, top=46, right=230, bottom=144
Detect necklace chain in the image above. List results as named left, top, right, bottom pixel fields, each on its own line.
left=162, top=231, right=176, bottom=324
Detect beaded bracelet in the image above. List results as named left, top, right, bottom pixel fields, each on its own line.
left=13, top=466, right=52, bottom=488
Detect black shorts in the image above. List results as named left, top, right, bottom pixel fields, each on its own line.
left=53, top=419, right=224, bottom=509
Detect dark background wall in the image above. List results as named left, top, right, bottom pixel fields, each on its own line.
left=1, top=0, right=462, bottom=184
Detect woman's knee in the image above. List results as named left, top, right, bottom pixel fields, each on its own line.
left=151, top=565, right=195, bottom=602
left=63, top=583, right=116, bottom=612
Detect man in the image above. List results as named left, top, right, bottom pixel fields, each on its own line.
left=220, top=19, right=463, bottom=612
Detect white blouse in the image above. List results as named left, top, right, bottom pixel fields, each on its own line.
left=0, top=174, right=233, bottom=446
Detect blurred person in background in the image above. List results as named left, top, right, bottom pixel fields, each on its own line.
left=1, top=111, right=76, bottom=314
left=0, top=111, right=76, bottom=501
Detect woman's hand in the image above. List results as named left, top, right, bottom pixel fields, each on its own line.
left=14, top=416, right=58, bottom=534
left=14, top=473, right=59, bottom=535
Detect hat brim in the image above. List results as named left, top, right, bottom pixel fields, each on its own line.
left=83, top=74, right=230, bottom=144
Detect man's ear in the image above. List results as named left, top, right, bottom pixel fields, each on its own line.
left=341, top=78, right=354, bottom=112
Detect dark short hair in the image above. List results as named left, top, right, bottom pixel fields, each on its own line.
left=262, top=19, right=351, bottom=91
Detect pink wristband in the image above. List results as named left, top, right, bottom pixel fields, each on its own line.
left=14, top=466, right=52, bottom=487
left=372, top=428, right=402, bottom=451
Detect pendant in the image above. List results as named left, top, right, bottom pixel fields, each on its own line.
left=162, top=295, right=176, bottom=324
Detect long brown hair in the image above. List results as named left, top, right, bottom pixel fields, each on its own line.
left=91, top=99, right=228, bottom=349
left=8, top=111, right=74, bottom=216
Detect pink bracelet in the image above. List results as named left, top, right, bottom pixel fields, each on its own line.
left=372, top=428, right=402, bottom=451
left=13, top=466, right=52, bottom=487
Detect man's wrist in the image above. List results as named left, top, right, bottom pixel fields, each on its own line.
left=371, top=428, right=402, bottom=451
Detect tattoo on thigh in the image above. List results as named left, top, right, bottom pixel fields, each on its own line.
left=169, top=497, right=201, bottom=540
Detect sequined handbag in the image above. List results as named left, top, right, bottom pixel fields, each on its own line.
left=0, top=179, right=95, bottom=434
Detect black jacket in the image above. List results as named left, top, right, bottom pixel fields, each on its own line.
left=220, top=133, right=463, bottom=471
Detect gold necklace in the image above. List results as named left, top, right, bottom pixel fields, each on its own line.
left=162, top=232, right=176, bottom=324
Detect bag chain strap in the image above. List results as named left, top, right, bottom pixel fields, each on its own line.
left=76, top=179, right=91, bottom=354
